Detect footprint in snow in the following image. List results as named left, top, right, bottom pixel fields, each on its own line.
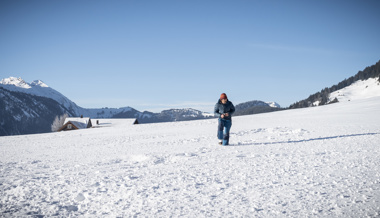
left=97, top=187, right=108, bottom=192
left=129, top=155, right=149, bottom=163
left=236, top=154, right=246, bottom=158
left=75, top=193, right=86, bottom=202
left=176, top=153, right=198, bottom=157
left=196, top=147, right=210, bottom=153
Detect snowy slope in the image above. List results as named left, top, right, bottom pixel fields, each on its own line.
left=329, top=77, right=380, bottom=103
left=0, top=77, right=136, bottom=118
left=1, top=96, right=379, bottom=217
left=0, top=77, right=213, bottom=122
left=267, top=101, right=281, bottom=108
left=0, top=77, right=79, bottom=112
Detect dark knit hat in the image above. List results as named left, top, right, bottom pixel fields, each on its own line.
left=220, top=93, right=227, bottom=100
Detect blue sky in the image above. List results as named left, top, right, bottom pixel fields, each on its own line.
left=1, top=0, right=379, bottom=112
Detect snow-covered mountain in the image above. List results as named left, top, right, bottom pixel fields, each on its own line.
left=308, top=77, right=380, bottom=106
left=0, top=77, right=213, bottom=120
left=290, top=60, right=380, bottom=108
left=2, top=69, right=380, bottom=137
left=0, top=77, right=135, bottom=118
left=234, top=100, right=283, bottom=116
left=266, top=101, right=281, bottom=108
left=0, top=87, right=71, bottom=135
left=159, top=108, right=214, bottom=121
left=0, top=77, right=214, bottom=136
left=235, top=100, right=280, bottom=111
left=1, top=77, right=80, bottom=114
left=328, top=77, right=380, bottom=103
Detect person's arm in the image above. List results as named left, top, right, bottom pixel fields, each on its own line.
left=214, top=103, right=221, bottom=117
left=228, top=103, right=235, bottom=116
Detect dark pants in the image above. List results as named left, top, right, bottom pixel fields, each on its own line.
left=218, top=119, right=232, bottom=145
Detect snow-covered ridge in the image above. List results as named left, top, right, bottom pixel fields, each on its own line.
left=0, top=77, right=33, bottom=89
left=0, top=77, right=138, bottom=118
left=0, top=77, right=49, bottom=89
left=1, top=77, right=76, bottom=110
left=328, top=77, right=380, bottom=103
left=31, top=80, right=49, bottom=87
left=266, top=101, right=281, bottom=108
left=0, top=77, right=214, bottom=122
left=235, top=100, right=281, bottom=111
left=161, top=108, right=214, bottom=118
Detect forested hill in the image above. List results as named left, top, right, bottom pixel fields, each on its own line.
left=289, top=60, right=380, bottom=109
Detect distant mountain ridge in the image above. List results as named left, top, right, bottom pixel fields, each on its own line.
left=0, top=87, right=70, bottom=135
left=6, top=58, right=379, bottom=137
left=234, top=100, right=283, bottom=116
left=0, top=76, right=281, bottom=136
left=0, top=58, right=380, bottom=136
left=235, top=100, right=280, bottom=111
left=0, top=77, right=215, bottom=136
left=1, top=77, right=78, bottom=113
left=0, top=77, right=135, bottom=118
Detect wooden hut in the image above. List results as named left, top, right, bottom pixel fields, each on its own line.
left=58, top=117, right=92, bottom=131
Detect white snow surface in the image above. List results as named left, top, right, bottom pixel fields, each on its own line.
left=1, top=97, right=380, bottom=217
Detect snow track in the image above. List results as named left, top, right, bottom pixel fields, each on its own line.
left=1, top=97, right=380, bottom=217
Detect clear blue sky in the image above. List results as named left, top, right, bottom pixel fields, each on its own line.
left=1, top=0, right=379, bottom=112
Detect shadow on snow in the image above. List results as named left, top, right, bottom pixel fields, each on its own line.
left=233, top=132, right=380, bottom=146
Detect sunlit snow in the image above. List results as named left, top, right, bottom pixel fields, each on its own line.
left=329, top=77, right=380, bottom=102
left=1, top=95, right=379, bottom=217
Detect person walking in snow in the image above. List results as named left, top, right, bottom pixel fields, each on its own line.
left=214, top=93, right=235, bottom=145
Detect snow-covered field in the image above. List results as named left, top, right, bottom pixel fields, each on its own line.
left=1, top=96, right=380, bottom=217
